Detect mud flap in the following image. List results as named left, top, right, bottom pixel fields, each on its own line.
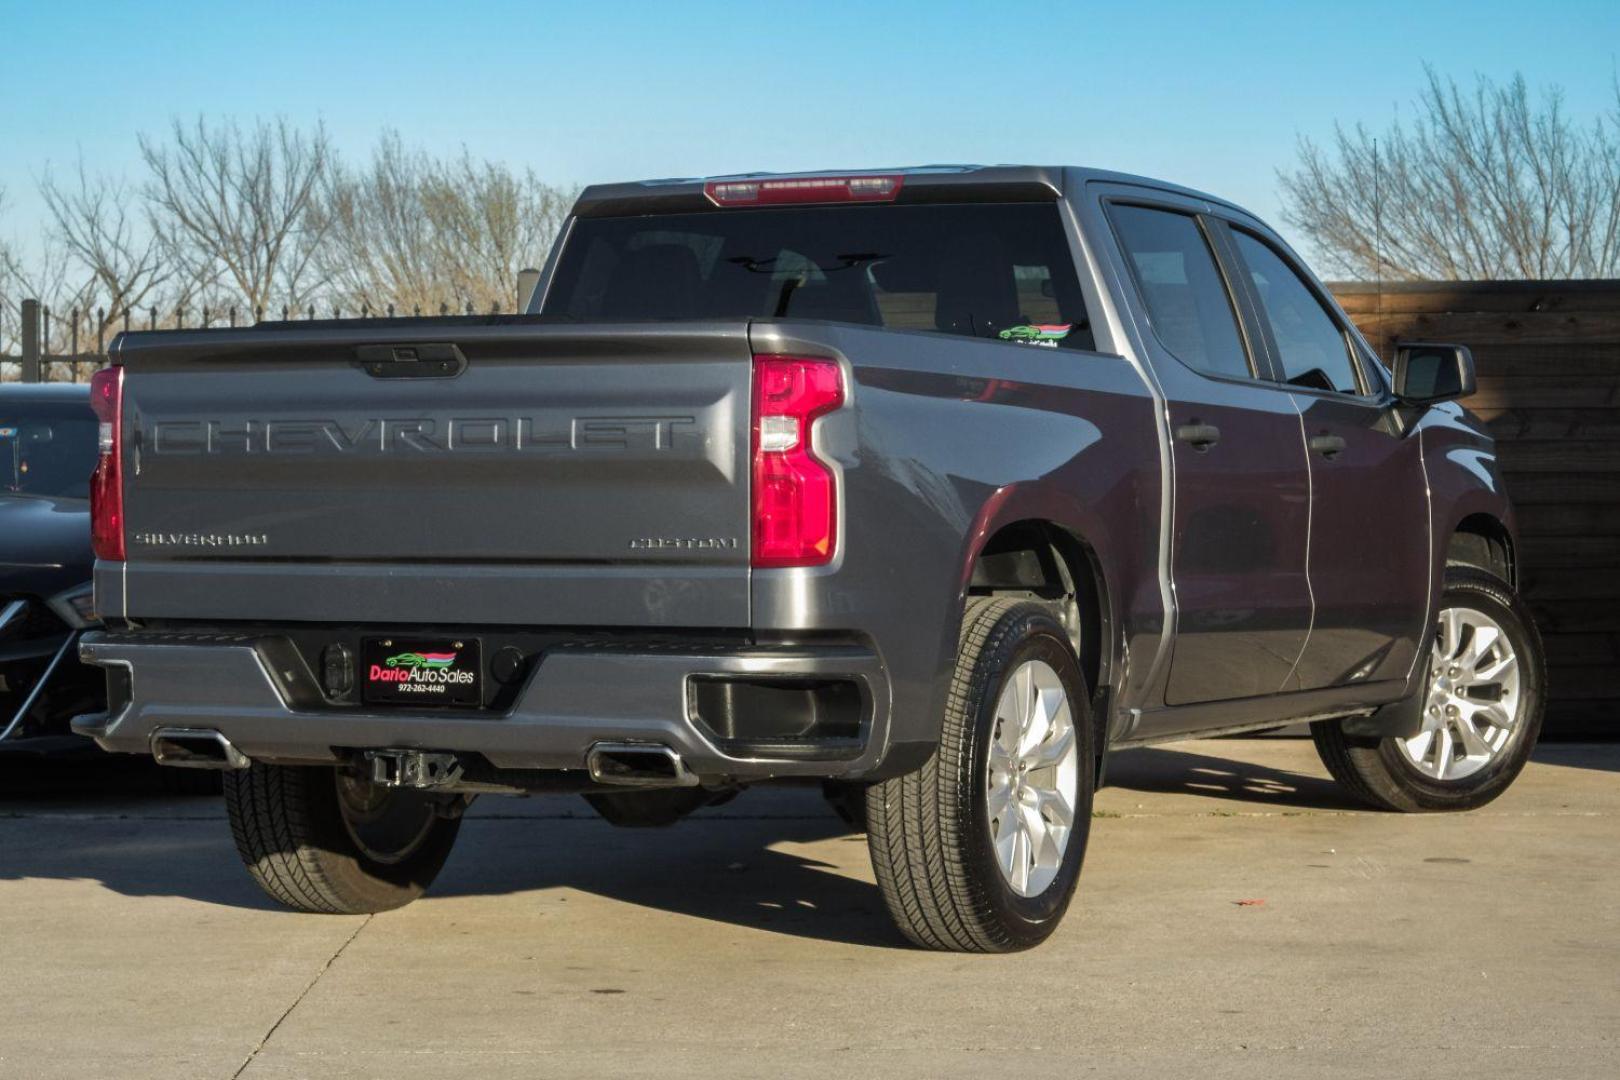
left=1339, top=691, right=1425, bottom=740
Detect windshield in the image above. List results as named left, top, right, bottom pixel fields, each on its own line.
left=0, top=406, right=98, bottom=499
left=544, top=202, right=1095, bottom=350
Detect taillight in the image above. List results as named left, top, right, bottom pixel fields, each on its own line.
left=706, top=175, right=903, bottom=207
left=88, top=366, right=125, bottom=561
left=751, top=356, right=844, bottom=568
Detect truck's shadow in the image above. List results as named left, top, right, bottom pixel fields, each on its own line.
left=0, top=756, right=288, bottom=911
left=439, top=800, right=903, bottom=947
left=14, top=739, right=1576, bottom=945
left=0, top=759, right=904, bottom=942
left=1104, top=742, right=1366, bottom=811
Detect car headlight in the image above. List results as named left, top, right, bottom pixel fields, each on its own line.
left=46, top=583, right=99, bottom=630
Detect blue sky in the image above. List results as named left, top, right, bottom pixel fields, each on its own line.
left=2, top=0, right=1617, bottom=261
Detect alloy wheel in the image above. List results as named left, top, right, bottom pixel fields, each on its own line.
left=985, top=659, right=1080, bottom=897
left=1397, top=606, right=1522, bottom=782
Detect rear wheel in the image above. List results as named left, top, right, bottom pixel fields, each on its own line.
left=224, top=763, right=463, bottom=913
left=1313, top=568, right=1545, bottom=812
left=866, top=598, right=1095, bottom=952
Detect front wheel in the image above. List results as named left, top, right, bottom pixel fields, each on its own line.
left=224, top=763, right=463, bottom=913
left=1313, top=568, right=1545, bottom=812
left=866, top=598, right=1095, bottom=952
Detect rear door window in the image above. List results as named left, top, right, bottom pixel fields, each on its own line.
left=545, top=203, right=1096, bottom=351
left=1108, top=205, right=1253, bottom=380
left=1230, top=230, right=1362, bottom=395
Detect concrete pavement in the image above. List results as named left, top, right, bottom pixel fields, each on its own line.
left=2, top=738, right=1617, bottom=1079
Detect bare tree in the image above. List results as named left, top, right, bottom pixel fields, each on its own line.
left=141, top=117, right=332, bottom=312
left=1279, top=69, right=1620, bottom=281
left=0, top=186, right=15, bottom=357
left=314, top=133, right=445, bottom=314
left=0, top=204, right=18, bottom=368
left=6, top=122, right=576, bottom=361
left=0, top=234, right=100, bottom=377
left=2, top=179, right=94, bottom=358
left=419, top=152, right=574, bottom=312
left=40, top=159, right=180, bottom=328
left=316, top=132, right=575, bottom=314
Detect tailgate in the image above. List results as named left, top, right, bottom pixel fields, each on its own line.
left=106, top=320, right=752, bottom=628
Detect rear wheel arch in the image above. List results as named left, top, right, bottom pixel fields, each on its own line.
left=968, top=519, right=1112, bottom=715
left=865, top=596, right=1097, bottom=950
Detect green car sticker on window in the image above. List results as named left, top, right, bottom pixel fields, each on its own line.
left=998, top=324, right=1073, bottom=347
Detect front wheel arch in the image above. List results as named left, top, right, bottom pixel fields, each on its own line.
left=1447, top=512, right=1515, bottom=588
left=1313, top=567, right=1545, bottom=812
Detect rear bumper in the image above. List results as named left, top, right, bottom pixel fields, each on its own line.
left=75, top=630, right=898, bottom=781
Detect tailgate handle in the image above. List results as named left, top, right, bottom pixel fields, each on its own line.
left=356, top=343, right=467, bottom=379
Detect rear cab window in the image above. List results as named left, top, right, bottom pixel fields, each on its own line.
left=543, top=203, right=1097, bottom=352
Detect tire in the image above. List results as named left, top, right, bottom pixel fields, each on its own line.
left=865, top=597, right=1095, bottom=952
left=223, top=763, right=463, bottom=914
left=1312, top=567, right=1546, bottom=813
left=582, top=787, right=714, bottom=827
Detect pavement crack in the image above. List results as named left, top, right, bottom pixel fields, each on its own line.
left=229, top=914, right=372, bottom=1079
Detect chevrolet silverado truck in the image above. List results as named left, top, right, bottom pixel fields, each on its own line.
left=74, top=166, right=1545, bottom=952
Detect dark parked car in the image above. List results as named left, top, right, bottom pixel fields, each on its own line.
left=76, top=166, right=1544, bottom=950
left=0, top=384, right=103, bottom=752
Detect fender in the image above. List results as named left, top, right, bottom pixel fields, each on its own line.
left=1418, top=403, right=1519, bottom=625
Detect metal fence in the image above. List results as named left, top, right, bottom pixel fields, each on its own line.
left=1, top=299, right=98, bottom=383
left=1, top=294, right=529, bottom=383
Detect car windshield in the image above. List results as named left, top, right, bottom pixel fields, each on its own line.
left=544, top=202, right=1096, bottom=350
left=0, top=405, right=98, bottom=499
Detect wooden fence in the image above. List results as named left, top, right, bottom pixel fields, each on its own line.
left=1332, top=280, right=1620, bottom=733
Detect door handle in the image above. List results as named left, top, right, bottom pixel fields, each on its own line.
left=1175, top=422, right=1221, bottom=451
left=1309, top=434, right=1347, bottom=459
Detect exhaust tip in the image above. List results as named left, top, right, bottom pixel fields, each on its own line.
left=151, top=728, right=251, bottom=771
left=586, top=742, right=698, bottom=788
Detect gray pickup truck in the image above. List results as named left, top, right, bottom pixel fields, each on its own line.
left=76, top=166, right=1544, bottom=951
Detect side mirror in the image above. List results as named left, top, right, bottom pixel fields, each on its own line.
left=1393, top=342, right=1476, bottom=405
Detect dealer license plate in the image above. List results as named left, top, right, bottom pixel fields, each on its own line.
left=361, top=637, right=483, bottom=707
